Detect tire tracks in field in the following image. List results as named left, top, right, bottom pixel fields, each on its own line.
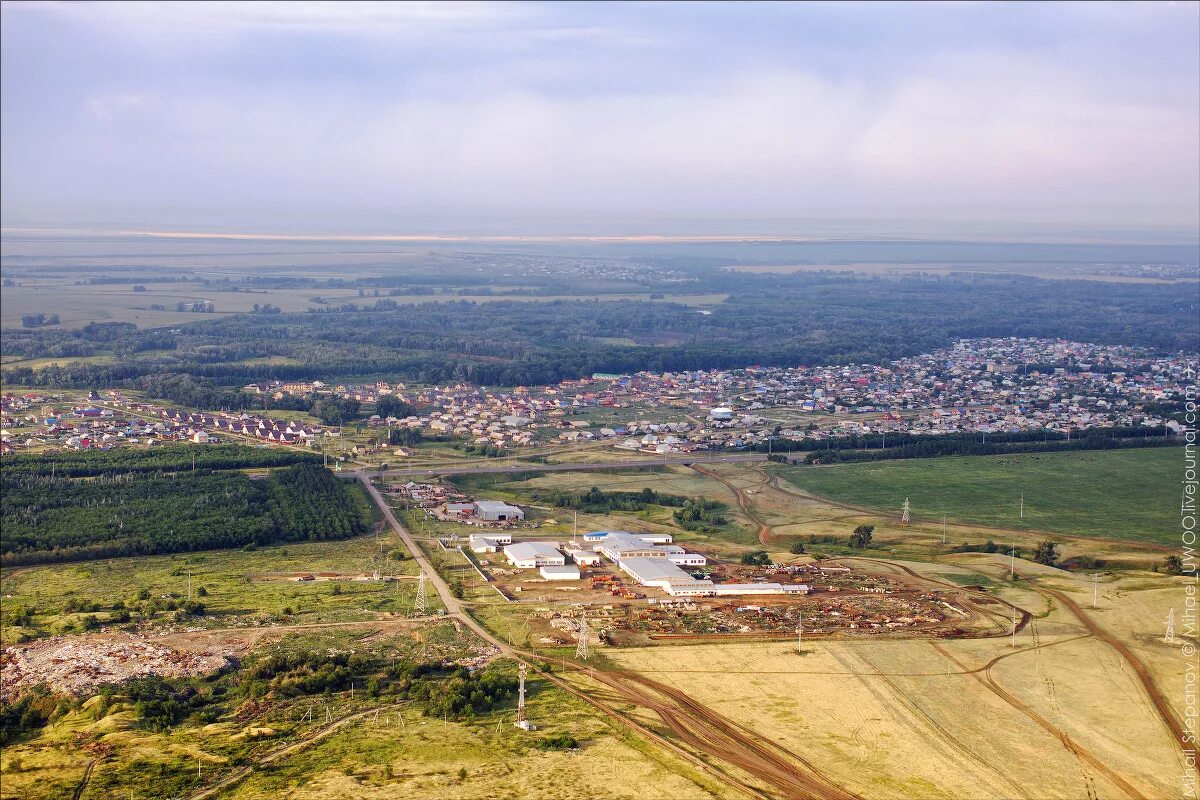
left=71, top=758, right=98, bottom=800
left=932, top=641, right=1147, bottom=799
left=186, top=702, right=411, bottom=800
left=691, top=464, right=774, bottom=544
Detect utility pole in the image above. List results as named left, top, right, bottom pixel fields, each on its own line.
left=1166, top=608, right=1176, bottom=643
left=900, top=497, right=911, bottom=525
left=1019, top=491, right=1024, bottom=520
left=941, top=514, right=947, bottom=546
left=1010, top=540, right=1016, bottom=578
left=1011, top=608, right=1017, bottom=648
left=1092, top=573, right=1099, bottom=609
left=797, top=611, right=804, bottom=654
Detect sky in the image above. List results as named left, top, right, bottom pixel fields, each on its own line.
left=1, top=1, right=1198, bottom=238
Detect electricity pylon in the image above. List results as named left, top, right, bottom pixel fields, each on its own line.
left=414, top=571, right=428, bottom=615
left=575, top=617, right=590, bottom=660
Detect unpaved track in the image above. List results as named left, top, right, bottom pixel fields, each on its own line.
left=932, top=641, right=1149, bottom=800
left=691, top=464, right=773, bottom=543
left=1042, top=585, right=1194, bottom=763
left=71, top=758, right=98, bottom=800
left=187, top=702, right=410, bottom=800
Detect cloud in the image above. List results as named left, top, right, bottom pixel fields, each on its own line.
left=1, top=1, right=1196, bottom=233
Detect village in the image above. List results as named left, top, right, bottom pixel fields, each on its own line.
left=1, top=337, right=1190, bottom=456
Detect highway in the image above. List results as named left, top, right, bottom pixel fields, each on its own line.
left=367, top=452, right=769, bottom=477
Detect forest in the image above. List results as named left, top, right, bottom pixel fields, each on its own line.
left=0, top=463, right=372, bottom=566
left=3, top=273, right=1196, bottom=393
left=0, top=443, right=320, bottom=479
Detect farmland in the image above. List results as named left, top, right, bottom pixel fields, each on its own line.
left=772, top=448, right=1182, bottom=545
left=606, top=562, right=1187, bottom=800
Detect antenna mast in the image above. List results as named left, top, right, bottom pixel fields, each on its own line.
left=515, top=662, right=531, bottom=730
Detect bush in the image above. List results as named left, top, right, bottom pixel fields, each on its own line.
left=535, top=733, right=578, bottom=751
left=740, top=551, right=771, bottom=566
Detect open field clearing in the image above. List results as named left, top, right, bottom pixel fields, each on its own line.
left=772, top=448, right=1181, bottom=545
left=0, top=532, right=424, bottom=645
left=0, top=279, right=728, bottom=330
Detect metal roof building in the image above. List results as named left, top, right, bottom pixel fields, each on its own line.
left=503, top=542, right=565, bottom=568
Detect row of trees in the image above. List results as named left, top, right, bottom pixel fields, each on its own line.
left=801, top=427, right=1176, bottom=464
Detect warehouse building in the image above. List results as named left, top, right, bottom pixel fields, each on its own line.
left=618, top=557, right=715, bottom=596
left=592, top=531, right=706, bottom=566
left=540, top=564, right=581, bottom=581
left=468, top=533, right=511, bottom=553
left=503, top=541, right=565, bottom=568
left=474, top=500, right=525, bottom=521
left=566, top=548, right=602, bottom=566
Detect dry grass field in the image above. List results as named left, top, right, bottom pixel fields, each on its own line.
left=608, top=585, right=1183, bottom=800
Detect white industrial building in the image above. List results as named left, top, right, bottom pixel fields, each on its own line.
left=469, top=533, right=511, bottom=553
left=503, top=542, right=565, bottom=568
left=540, top=564, right=581, bottom=581
left=709, top=407, right=734, bottom=421
left=710, top=583, right=809, bottom=596
left=618, top=557, right=715, bottom=597
left=566, top=548, right=602, bottom=566
left=590, top=531, right=706, bottom=567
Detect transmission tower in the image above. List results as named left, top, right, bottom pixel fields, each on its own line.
left=414, top=571, right=428, bottom=615
left=1166, top=608, right=1176, bottom=643
left=900, top=497, right=911, bottom=524
left=575, top=616, right=590, bottom=660
left=515, top=662, right=531, bottom=730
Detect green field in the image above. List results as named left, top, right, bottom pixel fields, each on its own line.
left=773, top=447, right=1183, bottom=545
left=0, top=532, right=423, bottom=644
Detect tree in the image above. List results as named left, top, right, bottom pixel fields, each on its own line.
left=983, top=540, right=998, bottom=553
left=374, top=395, right=415, bottom=419
left=849, top=524, right=874, bottom=549
left=1163, top=555, right=1185, bottom=575
left=740, top=550, right=770, bottom=566
left=788, top=540, right=806, bottom=555
left=1032, top=541, right=1060, bottom=566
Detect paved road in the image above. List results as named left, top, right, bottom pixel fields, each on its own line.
left=362, top=452, right=768, bottom=478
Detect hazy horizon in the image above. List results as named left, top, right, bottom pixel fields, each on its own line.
left=2, top=2, right=1198, bottom=238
